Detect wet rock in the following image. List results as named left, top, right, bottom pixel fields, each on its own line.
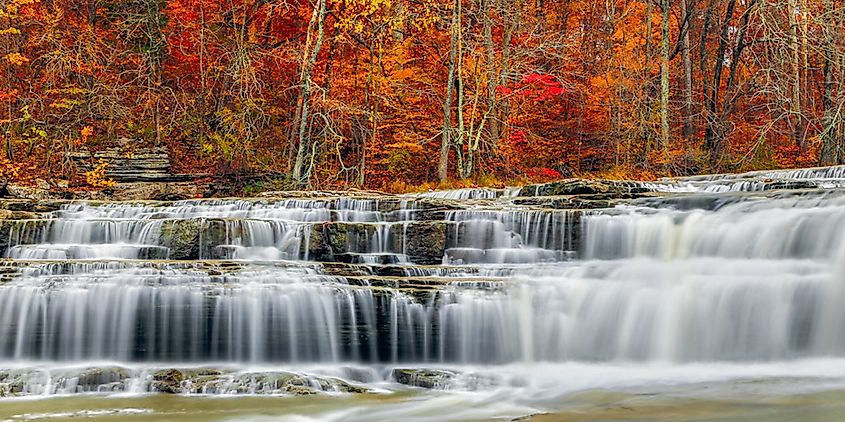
left=395, top=222, right=448, bottom=265
left=76, top=366, right=129, bottom=388
left=152, top=369, right=185, bottom=394
left=306, top=222, right=378, bottom=262
left=391, top=368, right=457, bottom=389
left=331, top=379, right=370, bottom=394
left=523, top=179, right=611, bottom=196
left=0, top=371, right=26, bottom=396
left=178, top=370, right=370, bottom=396
left=0, top=219, right=51, bottom=256
left=524, top=179, right=655, bottom=198
left=159, top=219, right=202, bottom=260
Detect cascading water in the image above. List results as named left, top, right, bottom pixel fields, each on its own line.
left=5, top=170, right=845, bottom=420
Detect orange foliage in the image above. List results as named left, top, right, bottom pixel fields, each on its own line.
left=0, top=0, right=841, bottom=190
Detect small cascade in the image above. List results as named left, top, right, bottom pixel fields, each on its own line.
left=444, top=209, right=577, bottom=264
left=582, top=194, right=845, bottom=260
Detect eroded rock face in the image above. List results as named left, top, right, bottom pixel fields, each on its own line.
left=110, top=182, right=203, bottom=201
left=67, top=147, right=172, bottom=183
left=159, top=219, right=202, bottom=260
left=396, top=222, right=448, bottom=265
left=305, top=222, right=377, bottom=262
left=303, top=221, right=449, bottom=265
left=0, top=219, right=50, bottom=257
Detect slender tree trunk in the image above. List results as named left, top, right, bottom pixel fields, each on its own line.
left=659, top=0, right=671, bottom=155
left=705, top=0, right=737, bottom=169
left=497, top=0, right=518, bottom=155
left=293, top=0, right=327, bottom=187
left=483, top=0, right=499, bottom=148
left=642, top=0, right=654, bottom=154
left=681, top=0, right=694, bottom=141
left=821, top=0, right=843, bottom=165
left=456, top=0, right=467, bottom=179
left=439, top=0, right=460, bottom=182
left=787, top=0, right=804, bottom=150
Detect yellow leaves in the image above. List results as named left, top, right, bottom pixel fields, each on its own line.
left=5, top=53, right=29, bottom=66
left=331, top=0, right=393, bottom=35
left=0, top=27, right=21, bottom=35
left=85, top=159, right=116, bottom=189
left=49, top=99, right=81, bottom=110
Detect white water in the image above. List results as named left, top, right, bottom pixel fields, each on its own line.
left=4, top=170, right=845, bottom=419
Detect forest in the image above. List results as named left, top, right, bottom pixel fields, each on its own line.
left=1, top=0, right=844, bottom=191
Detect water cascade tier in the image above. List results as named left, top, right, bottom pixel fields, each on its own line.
left=3, top=166, right=845, bottom=398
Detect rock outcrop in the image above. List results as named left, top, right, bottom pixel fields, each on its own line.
left=68, top=147, right=173, bottom=182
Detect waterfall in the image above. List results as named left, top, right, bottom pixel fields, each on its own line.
left=4, top=173, right=845, bottom=399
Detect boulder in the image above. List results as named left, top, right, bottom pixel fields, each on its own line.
left=76, top=367, right=129, bottom=389
left=151, top=369, right=185, bottom=394
left=391, top=368, right=456, bottom=389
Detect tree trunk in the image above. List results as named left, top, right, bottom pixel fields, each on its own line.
left=483, top=0, right=499, bottom=148
left=659, top=0, right=671, bottom=155
left=705, top=0, right=737, bottom=169
left=681, top=0, right=694, bottom=141
left=642, top=0, right=654, bottom=154
left=439, top=0, right=460, bottom=182
left=820, top=0, right=843, bottom=165
left=292, top=0, right=327, bottom=187
left=787, top=0, right=804, bottom=150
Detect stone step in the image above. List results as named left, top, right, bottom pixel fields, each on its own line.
left=0, top=258, right=511, bottom=291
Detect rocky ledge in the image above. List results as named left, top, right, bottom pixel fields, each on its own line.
left=0, top=366, right=371, bottom=397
